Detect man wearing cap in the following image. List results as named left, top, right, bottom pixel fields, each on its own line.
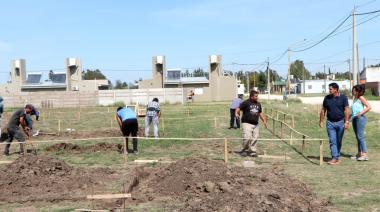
left=3, top=104, right=34, bottom=156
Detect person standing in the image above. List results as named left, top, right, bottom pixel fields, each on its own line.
left=229, top=94, right=243, bottom=129
left=319, top=82, right=350, bottom=165
left=235, top=90, right=268, bottom=157
left=4, top=104, right=34, bottom=156
left=145, top=98, right=161, bottom=139
left=116, top=106, right=139, bottom=154
left=351, top=84, right=371, bottom=161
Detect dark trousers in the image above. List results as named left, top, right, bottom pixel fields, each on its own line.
left=230, top=109, right=240, bottom=128
left=121, top=119, right=138, bottom=151
left=4, top=127, right=25, bottom=154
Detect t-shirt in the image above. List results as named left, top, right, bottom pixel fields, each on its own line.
left=322, top=94, right=349, bottom=122
left=8, top=108, right=26, bottom=130
left=239, top=100, right=262, bottom=125
left=351, top=98, right=364, bottom=118
left=230, top=98, right=243, bottom=109
left=117, top=107, right=137, bottom=122
left=146, top=101, right=160, bottom=117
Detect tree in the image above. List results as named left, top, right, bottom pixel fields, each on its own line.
left=315, top=72, right=326, bottom=79
left=290, top=60, right=311, bottom=80
left=114, top=80, right=128, bottom=89
left=369, top=63, right=380, bottom=68
left=82, top=69, right=107, bottom=80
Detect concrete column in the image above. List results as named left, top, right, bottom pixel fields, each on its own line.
left=65, top=58, right=82, bottom=91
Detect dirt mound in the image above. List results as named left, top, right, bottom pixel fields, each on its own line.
left=130, top=158, right=330, bottom=211
left=0, top=155, right=116, bottom=203
left=45, top=142, right=123, bottom=153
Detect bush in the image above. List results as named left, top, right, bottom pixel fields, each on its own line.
left=109, top=101, right=125, bottom=107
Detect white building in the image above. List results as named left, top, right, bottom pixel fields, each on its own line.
left=300, top=80, right=351, bottom=94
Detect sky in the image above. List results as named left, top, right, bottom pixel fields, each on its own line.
left=0, top=0, right=379, bottom=85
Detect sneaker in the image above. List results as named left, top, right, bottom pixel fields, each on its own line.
left=327, top=159, right=340, bottom=165
left=239, top=151, right=248, bottom=157
left=249, top=152, right=258, bottom=157
left=133, top=150, right=139, bottom=155
left=19, top=152, right=24, bottom=156
left=350, top=153, right=360, bottom=160
left=228, top=127, right=233, bottom=129
left=357, top=156, right=369, bottom=161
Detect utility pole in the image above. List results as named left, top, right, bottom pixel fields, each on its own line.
left=356, top=43, right=360, bottom=84
left=253, top=72, right=256, bottom=88
left=348, top=59, right=352, bottom=91
left=246, top=71, right=250, bottom=94
left=324, top=64, right=326, bottom=93
left=287, top=48, right=291, bottom=96
left=303, top=66, right=305, bottom=94
left=266, top=58, right=270, bottom=99
left=352, top=6, right=358, bottom=85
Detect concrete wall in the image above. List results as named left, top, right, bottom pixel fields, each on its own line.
left=0, top=91, right=98, bottom=108
left=98, top=88, right=184, bottom=106
left=300, top=80, right=351, bottom=94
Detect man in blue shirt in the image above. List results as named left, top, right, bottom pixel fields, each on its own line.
left=319, top=82, right=350, bottom=165
left=116, top=106, right=139, bottom=154
left=229, top=94, right=243, bottom=129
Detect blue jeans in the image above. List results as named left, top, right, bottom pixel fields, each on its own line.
left=326, top=120, right=345, bottom=160
left=352, top=116, right=367, bottom=153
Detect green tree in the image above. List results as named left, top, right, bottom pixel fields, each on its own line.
left=114, top=80, right=128, bottom=89
left=290, top=60, right=311, bottom=80
left=82, top=69, right=107, bottom=80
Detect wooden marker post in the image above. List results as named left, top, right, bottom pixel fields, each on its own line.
left=319, top=139, right=324, bottom=166
left=291, top=115, right=295, bottom=128
left=214, top=117, right=217, bottom=129
left=224, top=138, right=228, bottom=163
left=302, top=135, right=306, bottom=153
left=58, top=120, right=61, bottom=133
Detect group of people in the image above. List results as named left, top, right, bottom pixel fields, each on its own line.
left=229, top=82, right=372, bottom=164
left=319, top=83, right=371, bottom=165
left=0, top=102, right=40, bottom=156
left=115, top=98, right=161, bottom=154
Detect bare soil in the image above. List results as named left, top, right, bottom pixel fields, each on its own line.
left=125, top=157, right=331, bottom=211
left=44, top=142, right=123, bottom=153
left=0, top=154, right=117, bottom=203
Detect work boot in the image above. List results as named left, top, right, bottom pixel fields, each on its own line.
left=4, top=143, right=10, bottom=156
left=19, top=143, right=25, bottom=155
left=132, top=138, right=138, bottom=153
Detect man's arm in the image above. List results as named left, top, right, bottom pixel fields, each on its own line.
left=235, top=108, right=241, bottom=119
left=259, top=113, right=268, bottom=128
left=319, top=107, right=326, bottom=128
left=20, top=116, right=31, bottom=137
left=344, top=106, right=350, bottom=129
left=115, top=113, right=122, bottom=128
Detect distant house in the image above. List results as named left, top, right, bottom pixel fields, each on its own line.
left=360, top=66, right=380, bottom=96
left=300, top=80, right=351, bottom=94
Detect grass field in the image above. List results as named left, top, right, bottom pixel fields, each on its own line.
left=0, top=99, right=379, bottom=211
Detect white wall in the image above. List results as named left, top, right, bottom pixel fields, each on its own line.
left=301, top=80, right=351, bottom=94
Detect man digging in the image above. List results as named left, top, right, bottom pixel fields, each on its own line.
left=3, top=104, right=35, bottom=156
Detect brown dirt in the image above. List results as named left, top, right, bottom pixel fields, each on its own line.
left=44, top=142, right=123, bottom=153
left=0, top=154, right=117, bottom=203
left=126, top=157, right=331, bottom=211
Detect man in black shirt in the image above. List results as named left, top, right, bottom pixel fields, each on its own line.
left=236, top=90, right=268, bottom=157
left=3, top=104, right=34, bottom=156
left=319, top=83, right=349, bottom=165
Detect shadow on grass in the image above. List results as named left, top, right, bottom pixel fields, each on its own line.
left=307, top=156, right=331, bottom=162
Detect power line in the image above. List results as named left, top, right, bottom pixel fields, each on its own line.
left=292, top=14, right=352, bottom=52
left=355, top=9, right=380, bottom=15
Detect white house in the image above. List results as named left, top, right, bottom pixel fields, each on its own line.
left=300, top=80, right=351, bottom=94
left=361, top=66, right=380, bottom=96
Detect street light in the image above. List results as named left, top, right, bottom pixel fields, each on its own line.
left=287, top=39, right=307, bottom=97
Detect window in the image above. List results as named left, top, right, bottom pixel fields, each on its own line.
left=308, top=85, right=312, bottom=89
left=167, top=70, right=181, bottom=80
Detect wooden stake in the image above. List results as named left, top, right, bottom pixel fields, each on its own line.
left=291, top=115, right=295, bottom=128
left=290, top=130, right=293, bottom=145
left=224, top=138, right=228, bottom=163
left=280, top=122, right=283, bottom=139
left=162, top=118, right=165, bottom=131
left=58, top=120, right=61, bottom=133
left=320, top=139, right=324, bottom=166
left=302, top=135, right=306, bottom=153
left=272, top=118, right=275, bottom=136
left=86, top=193, right=131, bottom=200
left=214, top=117, right=217, bottom=129
left=283, top=114, right=286, bottom=123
